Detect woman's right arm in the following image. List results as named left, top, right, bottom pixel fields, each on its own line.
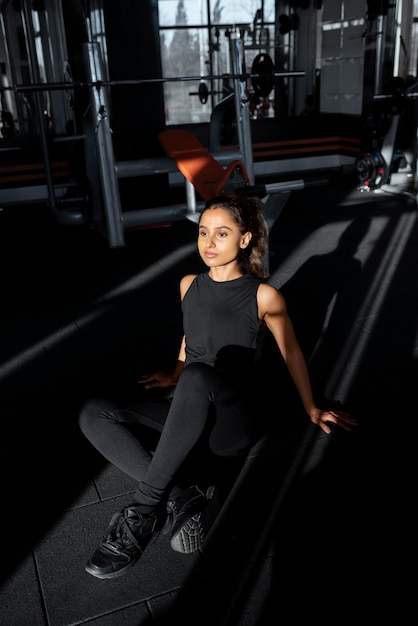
left=138, top=336, right=185, bottom=388
left=170, top=336, right=186, bottom=383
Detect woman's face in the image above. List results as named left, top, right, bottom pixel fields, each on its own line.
left=198, top=207, right=251, bottom=270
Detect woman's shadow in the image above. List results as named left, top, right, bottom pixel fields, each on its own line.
left=265, top=215, right=372, bottom=405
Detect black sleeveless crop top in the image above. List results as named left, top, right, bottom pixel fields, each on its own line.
left=182, top=272, right=261, bottom=375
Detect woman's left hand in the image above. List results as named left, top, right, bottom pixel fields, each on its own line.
left=309, top=407, right=358, bottom=434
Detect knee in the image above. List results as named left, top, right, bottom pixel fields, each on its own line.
left=178, top=362, right=213, bottom=387
left=78, top=397, right=109, bottom=435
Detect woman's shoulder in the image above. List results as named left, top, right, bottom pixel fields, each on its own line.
left=180, top=273, right=199, bottom=299
left=257, top=282, right=286, bottom=309
left=180, top=273, right=199, bottom=287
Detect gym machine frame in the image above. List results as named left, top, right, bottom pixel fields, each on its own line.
left=83, top=30, right=323, bottom=248
left=13, top=29, right=318, bottom=248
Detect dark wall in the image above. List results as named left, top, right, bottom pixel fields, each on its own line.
left=103, top=0, right=166, bottom=160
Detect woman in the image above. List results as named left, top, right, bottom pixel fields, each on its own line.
left=79, top=194, right=357, bottom=580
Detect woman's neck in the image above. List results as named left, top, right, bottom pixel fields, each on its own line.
left=208, top=265, right=244, bottom=282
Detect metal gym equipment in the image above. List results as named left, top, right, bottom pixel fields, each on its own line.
left=11, top=30, right=312, bottom=247
left=356, top=77, right=418, bottom=201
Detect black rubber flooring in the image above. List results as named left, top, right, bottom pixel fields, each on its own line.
left=0, top=174, right=416, bottom=625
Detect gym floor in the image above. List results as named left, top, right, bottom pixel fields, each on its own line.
left=1, top=171, right=416, bottom=625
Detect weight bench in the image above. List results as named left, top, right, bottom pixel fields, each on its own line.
left=158, top=129, right=253, bottom=202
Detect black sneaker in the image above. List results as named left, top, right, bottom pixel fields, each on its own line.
left=85, top=506, right=160, bottom=579
left=165, top=484, right=220, bottom=554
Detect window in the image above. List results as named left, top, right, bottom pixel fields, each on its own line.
left=158, top=1, right=275, bottom=124
left=407, top=0, right=418, bottom=77
left=319, top=0, right=365, bottom=115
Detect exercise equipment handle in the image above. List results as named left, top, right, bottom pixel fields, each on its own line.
left=303, top=177, right=329, bottom=187
left=236, top=177, right=328, bottom=197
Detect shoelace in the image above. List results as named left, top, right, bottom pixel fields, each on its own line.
left=162, top=505, right=175, bottom=535
left=105, top=508, right=143, bottom=550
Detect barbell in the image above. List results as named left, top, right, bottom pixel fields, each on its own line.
left=193, top=53, right=282, bottom=103
left=12, top=53, right=304, bottom=101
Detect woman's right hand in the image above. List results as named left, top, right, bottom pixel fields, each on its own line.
left=138, top=371, right=176, bottom=389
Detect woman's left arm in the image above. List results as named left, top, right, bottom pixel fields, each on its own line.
left=258, top=283, right=357, bottom=434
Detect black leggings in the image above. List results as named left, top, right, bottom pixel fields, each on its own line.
left=79, top=362, right=257, bottom=509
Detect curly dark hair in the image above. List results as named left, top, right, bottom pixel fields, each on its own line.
left=203, top=195, right=268, bottom=279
